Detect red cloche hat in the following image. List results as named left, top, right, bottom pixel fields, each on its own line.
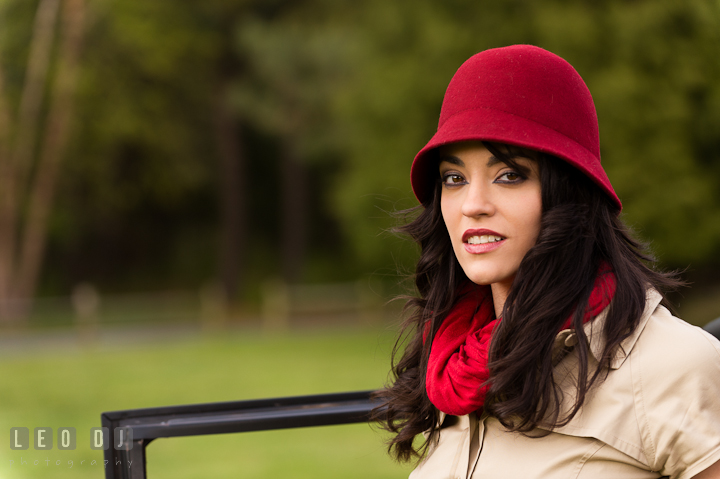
left=410, top=44, right=622, bottom=211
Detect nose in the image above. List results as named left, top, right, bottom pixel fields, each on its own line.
left=461, top=181, right=495, bottom=217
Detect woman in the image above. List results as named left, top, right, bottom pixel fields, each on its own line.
left=374, top=45, right=720, bottom=479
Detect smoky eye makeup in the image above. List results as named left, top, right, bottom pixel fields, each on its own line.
left=440, top=171, right=466, bottom=186
left=494, top=169, right=526, bottom=184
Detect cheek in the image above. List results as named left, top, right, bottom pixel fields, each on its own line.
left=441, top=196, right=464, bottom=246
left=508, top=191, right=542, bottom=246
left=523, top=199, right=543, bottom=245
left=440, top=197, right=455, bottom=234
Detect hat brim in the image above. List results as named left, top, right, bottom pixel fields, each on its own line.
left=410, top=107, right=621, bottom=211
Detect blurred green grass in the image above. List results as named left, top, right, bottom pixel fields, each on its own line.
left=2, top=287, right=716, bottom=479
left=0, top=325, right=413, bottom=479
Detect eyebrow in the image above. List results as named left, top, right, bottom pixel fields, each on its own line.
left=439, top=155, right=503, bottom=167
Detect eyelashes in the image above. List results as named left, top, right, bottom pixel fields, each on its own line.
left=440, top=169, right=526, bottom=187
left=495, top=171, right=526, bottom=184
left=441, top=173, right=466, bottom=186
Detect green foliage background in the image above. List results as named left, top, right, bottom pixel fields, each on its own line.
left=1, top=0, right=719, bottom=295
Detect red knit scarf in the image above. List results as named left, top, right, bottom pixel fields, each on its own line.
left=426, top=267, right=616, bottom=416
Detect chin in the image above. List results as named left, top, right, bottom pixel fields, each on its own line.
left=464, top=270, right=503, bottom=286
left=460, top=262, right=516, bottom=288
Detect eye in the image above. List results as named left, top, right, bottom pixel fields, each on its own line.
left=441, top=173, right=466, bottom=186
left=495, top=170, right=525, bottom=184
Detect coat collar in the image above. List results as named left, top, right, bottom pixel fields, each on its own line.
left=554, top=289, right=663, bottom=369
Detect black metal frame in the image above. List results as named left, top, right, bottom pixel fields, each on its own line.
left=704, top=317, right=720, bottom=340
left=100, top=323, right=720, bottom=479
left=101, top=390, right=380, bottom=479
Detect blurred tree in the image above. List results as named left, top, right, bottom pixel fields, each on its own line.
left=3, top=0, right=717, bottom=309
left=43, top=0, right=357, bottom=302
left=232, top=5, right=354, bottom=282
left=51, top=0, right=249, bottom=301
left=0, top=0, right=85, bottom=318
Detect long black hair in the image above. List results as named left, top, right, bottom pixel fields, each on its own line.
left=372, top=143, right=682, bottom=462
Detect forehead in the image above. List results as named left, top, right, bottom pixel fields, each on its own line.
left=437, top=141, right=500, bottom=169
left=437, top=141, right=539, bottom=176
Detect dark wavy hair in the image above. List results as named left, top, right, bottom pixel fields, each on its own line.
left=372, top=142, right=682, bottom=463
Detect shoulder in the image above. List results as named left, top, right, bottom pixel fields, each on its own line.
left=630, top=304, right=720, bottom=479
left=550, top=296, right=720, bottom=475
left=632, top=304, right=720, bottom=381
left=629, top=306, right=720, bottom=392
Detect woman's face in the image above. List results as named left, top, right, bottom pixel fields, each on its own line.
left=439, top=141, right=542, bottom=295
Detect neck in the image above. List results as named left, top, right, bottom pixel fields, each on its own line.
left=490, top=281, right=512, bottom=318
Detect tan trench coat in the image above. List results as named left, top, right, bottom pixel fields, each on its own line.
left=411, top=290, right=720, bottom=479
